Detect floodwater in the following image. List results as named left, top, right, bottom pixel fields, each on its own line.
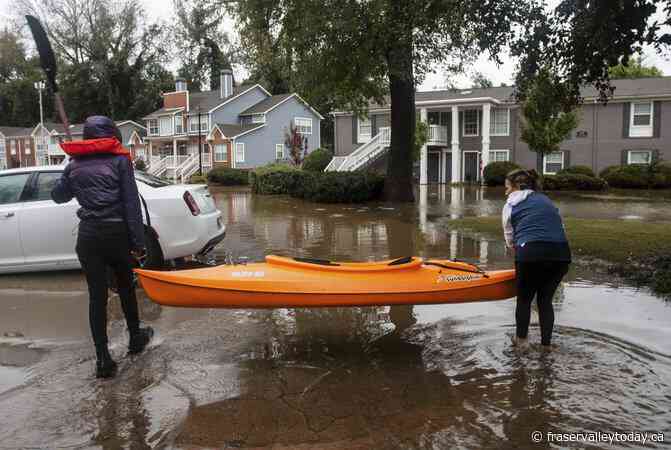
left=1, top=186, right=670, bottom=449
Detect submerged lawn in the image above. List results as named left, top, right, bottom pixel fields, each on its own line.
left=447, top=217, right=671, bottom=294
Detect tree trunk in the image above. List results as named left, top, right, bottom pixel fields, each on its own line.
left=384, top=17, right=415, bottom=202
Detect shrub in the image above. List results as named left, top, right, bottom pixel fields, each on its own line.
left=483, top=161, right=522, bottom=186
left=302, top=148, right=334, bottom=172
left=134, top=158, right=147, bottom=171
left=207, top=167, right=250, bottom=186
left=189, top=174, right=208, bottom=184
left=557, top=165, right=595, bottom=178
left=599, top=162, right=671, bottom=189
left=542, top=173, right=607, bottom=191
left=251, top=164, right=384, bottom=202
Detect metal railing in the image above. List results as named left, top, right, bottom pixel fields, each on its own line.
left=427, top=125, right=448, bottom=144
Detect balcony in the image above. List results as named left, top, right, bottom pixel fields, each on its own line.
left=427, top=125, right=448, bottom=144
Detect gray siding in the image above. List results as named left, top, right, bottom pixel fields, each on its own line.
left=234, top=96, right=322, bottom=169
left=334, top=100, right=671, bottom=176
left=210, top=86, right=269, bottom=125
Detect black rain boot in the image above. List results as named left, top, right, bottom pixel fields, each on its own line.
left=128, top=326, right=154, bottom=355
left=95, top=347, right=118, bottom=379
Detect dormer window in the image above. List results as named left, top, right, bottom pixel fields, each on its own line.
left=251, top=114, right=266, bottom=123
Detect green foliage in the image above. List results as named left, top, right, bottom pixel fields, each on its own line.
left=189, top=174, right=208, bottom=184
left=541, top=173, right=607, bottom=191
left=471, top=71, right=493, bottom=88
left=207, top=167, right=250, bottom=185
left=557, top=165, right=595, bottom=178
left=483, top=161, right=522, bottom=186
left=601, top=164, right=671, bottom=189
left=413, top=120, right=429, bottom=164
left=519, top=69, right=579, bottom=157
left=302, top=148, right=333, bottom=172
left=250, top=165, right=384, bottom=203
left=608, top=56, right=663, bottom=79
left=134, top=158, right=147, bottom=171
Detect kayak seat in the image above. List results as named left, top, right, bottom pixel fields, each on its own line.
left=293, top=257, right=340, bottom=266
left=388, top=256, right=414, bottom=266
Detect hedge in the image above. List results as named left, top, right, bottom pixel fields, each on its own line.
left=600, top=164, right=671, bottom=189
left=251, top=164, right=384, bottom=203
left=189, top=174, right=208, bottom=184
left=483, top=161, right=522, bottom=186
left=207, top=167, right=250, bottom=186
left=557, top=165, right=595, bottom=178
left=541, top=173, right=607, bottom=191
left=302, top=148, right=334, bottom=172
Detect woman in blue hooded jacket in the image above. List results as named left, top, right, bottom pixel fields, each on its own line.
left=51, top=116, right=153, bottom=378
left=502, top=169, right=571, bottom=349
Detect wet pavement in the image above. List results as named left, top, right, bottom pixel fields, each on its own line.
left=1, top=185, right=670, bottom=449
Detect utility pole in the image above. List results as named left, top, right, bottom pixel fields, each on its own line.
left=197, top=106, right=203, bottom=176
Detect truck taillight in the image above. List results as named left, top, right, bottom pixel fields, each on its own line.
left=183, top=191, right=201, bottom=216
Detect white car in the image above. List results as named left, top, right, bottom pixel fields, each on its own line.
left=0, top=166, right=226, bottom=274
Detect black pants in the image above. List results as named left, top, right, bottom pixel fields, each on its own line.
left=515, top=261, right=569, bottom=345
left=76, top=221, right=140, bottom=357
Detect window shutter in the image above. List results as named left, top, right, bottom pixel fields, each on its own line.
left=563, top=150, right=570, bottom=169
left=653, top=101, right=661, bottom=138
left=352, top=116, right=357, bottom=144
left=371, top=115, right=378, bottom=137
left=536, top=152, right=543, bottom=173
left=622, top=103, right=630, bottom=138
left=621, top=149, right=628, bottom=165
left=652, top=149, right=660, bottom=163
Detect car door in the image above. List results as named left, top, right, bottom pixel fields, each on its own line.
left=20, top=170, right=80, bottom=269
left=0, top=172, right=32, bottom=270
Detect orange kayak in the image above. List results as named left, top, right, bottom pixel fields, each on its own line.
left=135, top=256, right=516, bottom=308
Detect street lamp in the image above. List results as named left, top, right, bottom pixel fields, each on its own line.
left=34, top=81, right=45, bottom=125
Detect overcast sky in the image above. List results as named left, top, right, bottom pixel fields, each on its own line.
left=2, top=0, right=670, bottom=91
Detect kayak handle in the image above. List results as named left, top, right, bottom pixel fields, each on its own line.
left=423, top=260, right=490, bottom=278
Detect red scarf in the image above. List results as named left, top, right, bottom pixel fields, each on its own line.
left=60, top=138, right=132, bottom=160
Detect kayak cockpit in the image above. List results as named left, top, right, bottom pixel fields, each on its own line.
left=265, top=255, right=423, bottom=272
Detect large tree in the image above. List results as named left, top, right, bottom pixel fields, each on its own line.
left=15, top=0, right=174, bottom=122
left=173, top=0, right=237, bottom=92
left=608, top=55, right=664, bottom=79
left=273, top=0, right=532, bottom=201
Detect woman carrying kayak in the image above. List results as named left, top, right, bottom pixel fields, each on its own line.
left=51, top=115, right=153, bottom=378
left=502, top=169, right=571, bottom=349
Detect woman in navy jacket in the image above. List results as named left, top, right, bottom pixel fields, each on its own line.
left=502, top=169, right=571, bottom=349
left=51, top=116, right=153, bottom=378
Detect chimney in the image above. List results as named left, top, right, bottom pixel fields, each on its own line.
left=220, top=69, right=234, bottom=99
left=175, top=77, right=187, bottom=92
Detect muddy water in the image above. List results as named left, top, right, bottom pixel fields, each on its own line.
left=1, top=186, right=670, bottom=449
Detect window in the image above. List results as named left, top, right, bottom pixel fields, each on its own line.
left=543, top=151, right=564, bottom=174
left=490, top=149, right=510, bottom=162
left=159, top=116, right=172, bottom=136
left=630, top=102, right=653, bottom=137
left=357, top=116, right=371, bottom=143
left=28, top=172, right=61, bottom=202
left=628, top=150, right=652, bottom=165
left=148, top=119, right=159, bottom=136
left=175, top=114, right=184, bottom=134
left=251, top=114, right=266, bottom=123
left=189, top=116, right=209, bottom=133
left=214, top=144, right=228, bottom=162
left=463, top=110, right=479, bottom=136
left=490, top=108, right=509, bottom=136
left=10, top=141, right=16, bottom=155
left=24, top=144, right=31, bottom=155
left=275, top=144, right=284, bottom=160
left=0, top=173, right=31, bottom=205
left=235, top=143, right=245, bottom=163
left=295, top=117, right=312, bottom=135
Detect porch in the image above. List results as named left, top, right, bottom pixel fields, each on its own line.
left=146, top=138, right=213, bottom=182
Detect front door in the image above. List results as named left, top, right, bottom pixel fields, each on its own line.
left=464, top=152, right=481, bottom=183
left=428, top=152, right=440, bottom=183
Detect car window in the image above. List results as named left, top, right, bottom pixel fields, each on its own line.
left=134, top=170, right=171, bottom=188
left=0, top=173, right=31, bottom=205
left=31, top=172, right=63, bottom=202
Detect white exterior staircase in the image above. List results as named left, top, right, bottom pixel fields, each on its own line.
left=325, top=127, right=390, bottom=172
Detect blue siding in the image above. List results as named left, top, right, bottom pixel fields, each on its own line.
left=234, top=96, right=322, bottom=169
left=210, top=86, right=269, bottom=125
